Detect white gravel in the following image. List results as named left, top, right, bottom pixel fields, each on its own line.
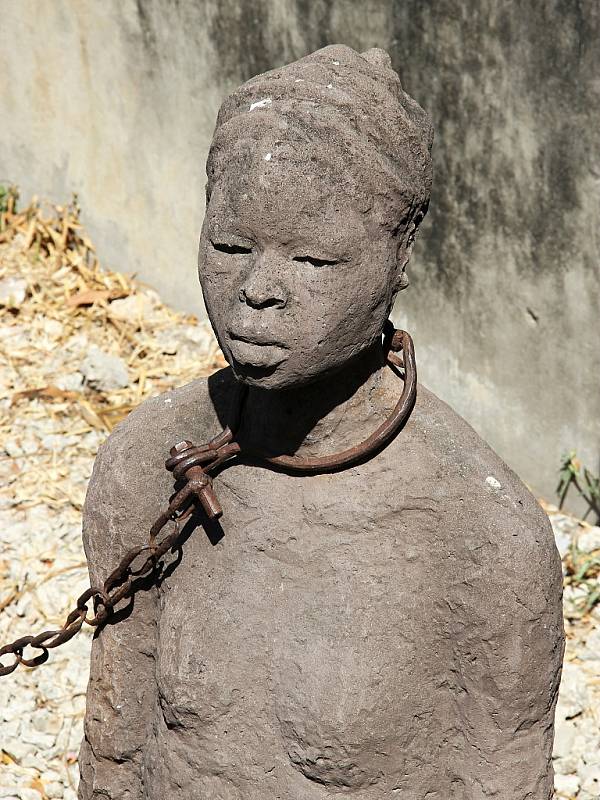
left=0, top=503, right=92, bottom=799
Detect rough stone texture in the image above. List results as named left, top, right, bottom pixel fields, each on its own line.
left=79, top=373, right=564, bottom=799
left=79, top=46, right=564, bottom=799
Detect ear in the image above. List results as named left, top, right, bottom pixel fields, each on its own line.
left=393, top=201, right=429, bottom=293
left=393, top=224, right=416, bottom=293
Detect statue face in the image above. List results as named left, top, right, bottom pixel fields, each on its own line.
left=199, top=142, right=404, bottom=389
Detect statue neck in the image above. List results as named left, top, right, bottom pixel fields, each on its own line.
left=236, top=341, right=396, bottom=459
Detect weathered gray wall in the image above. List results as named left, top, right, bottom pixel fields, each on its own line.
left=389, top=1, right=600, bottom=510
left=1, top=0, right=598, bottom=504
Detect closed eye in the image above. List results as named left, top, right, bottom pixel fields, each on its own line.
left=293, top=255, right=339, bottom=267
left=211, top=240, right=252, bottom=255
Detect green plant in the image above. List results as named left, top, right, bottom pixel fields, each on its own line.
left=0, top=183, right=18, bottom=214
left=563, top=539, right=600, bottom=617
left=557, top=451, right=600, bottom=524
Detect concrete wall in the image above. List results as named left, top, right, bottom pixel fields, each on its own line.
left=389, top=1, right=600, bottom=510
left=1, top=0, right=598, bottom=505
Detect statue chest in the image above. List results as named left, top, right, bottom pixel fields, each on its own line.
left=153, top=462, right=448, bottom=791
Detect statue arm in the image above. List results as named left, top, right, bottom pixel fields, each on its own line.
left=78, top=419, right=163, bottom=799
left=447, top=500, right=564, bottom=798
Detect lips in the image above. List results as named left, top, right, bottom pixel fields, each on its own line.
left=228, top=331, right=288, bottom=348
left=227, top=330, right=289, bottom=368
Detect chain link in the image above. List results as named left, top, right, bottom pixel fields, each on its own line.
left=0, top=436, right=239, bottom=676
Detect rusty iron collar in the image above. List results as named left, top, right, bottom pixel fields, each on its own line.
left=0, top=322, right=416, bottom=675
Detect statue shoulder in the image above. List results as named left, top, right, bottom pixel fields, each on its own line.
left=82, top=368, right=236, bottom=570
left=403, top=383, right=559, bottom=571
left=407, top=386, right=564, bottom=728
left=89, top=367, right=234, bottom=482
left=406, top=383, right=539, bottom=504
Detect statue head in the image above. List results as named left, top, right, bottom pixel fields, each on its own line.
left=199, top=45, right=433, bottom=389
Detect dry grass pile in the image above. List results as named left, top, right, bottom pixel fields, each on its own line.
left=0, top=190, right=225, bottom=511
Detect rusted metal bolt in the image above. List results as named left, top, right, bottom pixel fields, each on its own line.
left=170, top=440, right=192, bottom=457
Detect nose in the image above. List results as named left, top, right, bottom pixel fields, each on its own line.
left=239, top=262, right=288, bottom=310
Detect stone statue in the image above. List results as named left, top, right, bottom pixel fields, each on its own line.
left=79, top=45, right=563, bottom=799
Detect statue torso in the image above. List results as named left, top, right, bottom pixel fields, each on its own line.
left=82, top=370, right=563, bottom=800
left=154, top=452, right=448, bottom=797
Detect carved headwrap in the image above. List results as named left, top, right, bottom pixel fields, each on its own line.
left=207, top=45, right=433, bottom=232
